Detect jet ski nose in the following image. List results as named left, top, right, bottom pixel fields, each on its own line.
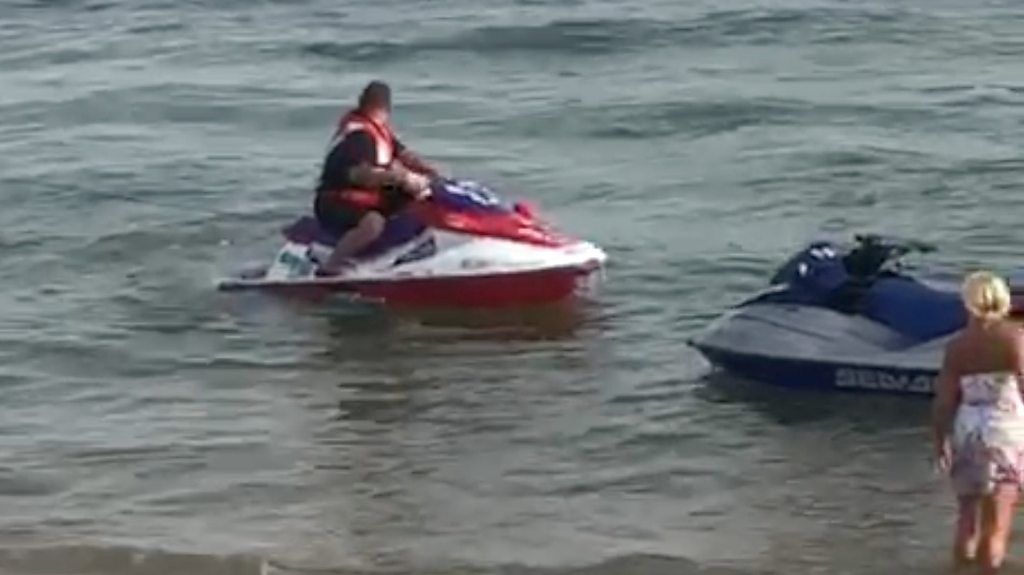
left=513, top=201, right=537, bottom=218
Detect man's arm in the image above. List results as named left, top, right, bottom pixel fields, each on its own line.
left=340, top=131, right=417, bottom=190
left=393, top=136, right=440, bottom=178
left=397, top=149, right=439, bottom=178
left=348, top=162, right=412, bottom=189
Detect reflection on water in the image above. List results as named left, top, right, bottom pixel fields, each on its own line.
left=309, top=297, right=598, bottom=355
left=696, top=371, right=931, bottom=431
left=390, top=300, right=594, bottom=340
left=304, top=298, right=601, bottom=426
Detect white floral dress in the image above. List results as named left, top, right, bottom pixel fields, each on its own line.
left=951, top=372, right=1024, bottom=496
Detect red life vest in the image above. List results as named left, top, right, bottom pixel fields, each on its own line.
left=324, top=109, right=398, bottom=209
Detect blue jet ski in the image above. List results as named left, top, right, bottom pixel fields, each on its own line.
left=688, top=234, right=1021, bottom=396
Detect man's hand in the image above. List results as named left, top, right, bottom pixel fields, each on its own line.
left=349, top=163, right=430, bottom=198
left=398, top=149, right=441, bottom=179
left=400, top=171, right=431, bottom=197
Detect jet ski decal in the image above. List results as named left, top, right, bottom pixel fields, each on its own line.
left=392, top=236, right=437, bottom=267
left=835, top=368, right=935, bottom=393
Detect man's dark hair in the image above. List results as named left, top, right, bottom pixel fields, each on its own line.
left=358, top=80, right=391, bottom=112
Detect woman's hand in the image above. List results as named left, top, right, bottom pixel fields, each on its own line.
left=934, top=436, right=952, bottom=473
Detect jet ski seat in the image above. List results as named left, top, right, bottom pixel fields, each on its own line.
left=859, top=276, right=966, bottom=342
left=757, top=239, right=967, bottom=343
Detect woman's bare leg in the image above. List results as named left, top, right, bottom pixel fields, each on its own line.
left=954, top=495, right=980, bottom=570
left=978, top=485, right=1018, bottom=574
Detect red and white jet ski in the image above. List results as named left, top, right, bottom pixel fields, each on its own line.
left=217, top=178, right=607, bottom=308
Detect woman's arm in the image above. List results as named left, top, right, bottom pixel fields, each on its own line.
left=931, top=342, right=961, bottom=465
left=1013, top=323, right=1024, bottom=377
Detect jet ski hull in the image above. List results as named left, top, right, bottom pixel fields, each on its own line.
left=688, top=235, right=975, bottom=397
left=218, top=259, right=601, bottom=308
left=695, top=347, right=938, bottom=395
left=217, top=178, right=608, bottom=309
left=689, top=304, right=944, bottom=396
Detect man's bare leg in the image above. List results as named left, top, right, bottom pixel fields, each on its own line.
left=320, top=212, right=386, bottom=275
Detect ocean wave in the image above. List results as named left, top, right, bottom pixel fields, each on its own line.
left=439, top=19, right=672, bottom=56
left=0, top=544, right=749, bottom=575
left=484, top=98, right=944, bottom=143
left=0, top=84, right=336, bottom=135
left=302, top=19, right=676, bottom=63
left=684, top=6, right=914, bottom=44
left=302, top=8, right=950, bottom=65
left=0, top=544, right=267, bottom=575
left=303, top=40, right=411, bottom=64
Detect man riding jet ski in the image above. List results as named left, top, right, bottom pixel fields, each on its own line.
left=688, top=234, right=1022, bottom=396
left=314, top=80, right=439, bottom=276
left=216, top=82, right=608, bottom=308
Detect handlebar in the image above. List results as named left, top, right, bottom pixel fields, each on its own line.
left=853, top=233, right=936, bottom=255
left=845, top=233, right=936, bottom=280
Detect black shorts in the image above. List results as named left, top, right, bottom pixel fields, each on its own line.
left=313, top=187, right=411, bottom=236
left=314, top=193, right=367, bottom=235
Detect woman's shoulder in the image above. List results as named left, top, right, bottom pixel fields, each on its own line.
left=997, top=319, right=1024, bottom=336
left=982, top=320, right=1024, bottom=350
left=942, top=323, right=1014, bottom=359
left=949, top=320, right=1023, bottom=343
left=943, top=328, right=969, bottom=354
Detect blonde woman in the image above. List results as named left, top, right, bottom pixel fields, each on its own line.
left=933, top=271, right=1024, bottom=573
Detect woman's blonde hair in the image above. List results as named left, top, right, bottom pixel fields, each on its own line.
left=962, top=270, right=1012, bottom=322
